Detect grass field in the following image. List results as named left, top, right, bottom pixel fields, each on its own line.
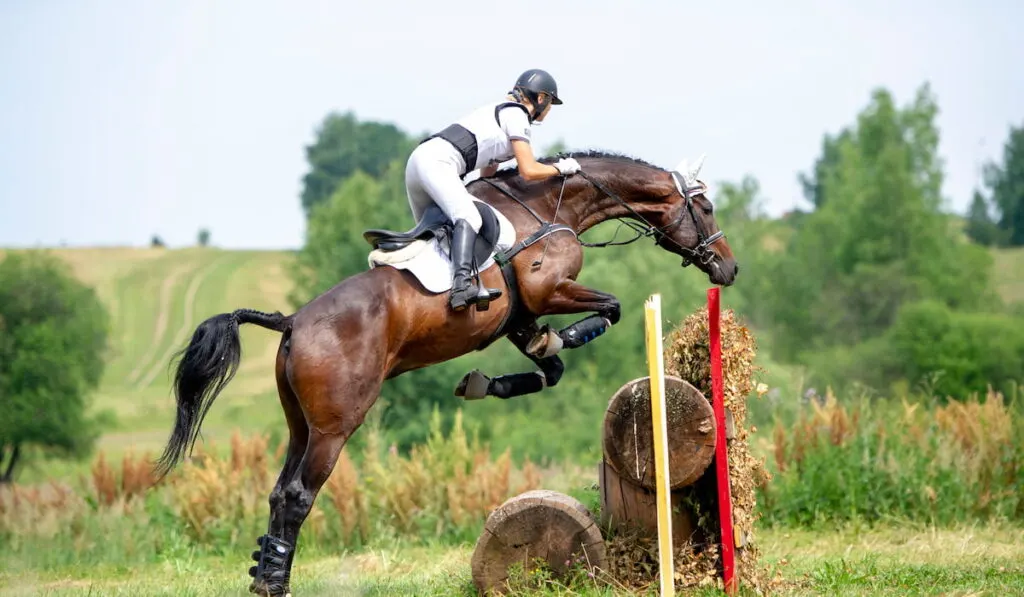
left=5, top=244, right=1024, bottom=595
left=11, top=246, right=296, bottom=482
left=10, top=242, right=1022, bottom=480
left=3, top=525, right=1022, bottom=596
left=993, top=246, right=1024, bottom=304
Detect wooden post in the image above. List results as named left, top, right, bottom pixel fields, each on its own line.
left=643, top=294, right=674, bottom=596
left=708, top=287, right=737, bottom=595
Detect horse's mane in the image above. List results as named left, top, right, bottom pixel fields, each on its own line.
left=490, top=149, right=666, bottom=184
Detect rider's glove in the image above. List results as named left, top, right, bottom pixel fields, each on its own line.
left=553, top=157, right=581, bottom=176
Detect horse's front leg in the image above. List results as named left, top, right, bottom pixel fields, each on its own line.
left=524, top=279, right=621, bottom=358
left=455, top=320, right=565, bottom=400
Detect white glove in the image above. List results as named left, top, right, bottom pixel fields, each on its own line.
left=553, top=157, right=581, bottom=175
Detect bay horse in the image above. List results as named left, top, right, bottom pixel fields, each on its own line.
left=153, top=150, right=738, bottom=596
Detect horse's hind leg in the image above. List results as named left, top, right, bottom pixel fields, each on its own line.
left=254, top=338, right=308, bottom=553
left=248, top=337, right=310, bottom=595
left=249, top=340, right=384, bottom=597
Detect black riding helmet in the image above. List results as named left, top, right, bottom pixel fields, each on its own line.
left=511, top=69, right=562, bottom=122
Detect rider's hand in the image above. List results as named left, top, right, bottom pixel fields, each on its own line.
left=553, top=157, right=581, bottom=176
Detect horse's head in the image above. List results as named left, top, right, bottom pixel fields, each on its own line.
left=656, top=154, right=738, bottom=286
left=571, top=152, right=738, bottom=287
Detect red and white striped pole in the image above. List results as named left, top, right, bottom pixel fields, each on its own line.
left=707, top=287, right=737, bottom=594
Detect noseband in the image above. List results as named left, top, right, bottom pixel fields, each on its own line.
left=576, top=170, right=724, bottom=267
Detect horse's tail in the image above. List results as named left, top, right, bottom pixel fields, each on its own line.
left=153, top=309, right=292, bottom=480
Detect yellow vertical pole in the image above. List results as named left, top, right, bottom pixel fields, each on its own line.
left=644, top=293, right=675, bottom=596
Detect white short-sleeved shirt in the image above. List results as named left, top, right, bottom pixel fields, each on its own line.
left=453, top=100, right=532, bottom=170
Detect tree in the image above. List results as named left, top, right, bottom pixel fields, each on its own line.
left=798, top=129, right=852, bottom=209
left=197, top=228, right=211, bottom=247
left=289, top=161, right=414, bottom=307
left=299, top=112, right=418, bottom=217
left=761, top=84, right=997, bottom=370
left=964, top=191, right=1005, bottom=246
left=0, top=251, right=110, bottom=483
left=980, top=123, right=1024, bottom=246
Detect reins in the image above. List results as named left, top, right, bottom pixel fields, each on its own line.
left=481, top=167, right=724, bottom=268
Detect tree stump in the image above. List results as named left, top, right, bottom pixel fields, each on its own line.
left=598, top=459, right=699, bottom=548
left=470, top=489, right=606, bottom=596
left=602, top=375, right=716, bottom=491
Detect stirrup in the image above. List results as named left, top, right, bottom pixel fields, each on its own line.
left=449, top=280, right=502, bottom=312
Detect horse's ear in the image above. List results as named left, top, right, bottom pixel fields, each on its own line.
left=674, top=154, right=706, bottom=187
left=690, top=154, right=706, bottom=179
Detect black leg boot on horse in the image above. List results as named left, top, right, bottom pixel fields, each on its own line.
left=448, top=218, right=502, bottom=312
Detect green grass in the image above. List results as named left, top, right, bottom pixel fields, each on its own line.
left=8, top=247, right=296, bottom=483
left=993, top=246, right=1024, bottom=304
left=3, top=525, right=1021, bottom=596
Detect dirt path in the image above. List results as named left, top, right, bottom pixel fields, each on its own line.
left=135, top=257, right=226, bottom=390
left=124, top=264, right=193, bottom=385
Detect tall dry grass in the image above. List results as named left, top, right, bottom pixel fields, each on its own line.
left=2, top=408, right=541, bottom=571
left=760, top=387, right=1024, bottom=526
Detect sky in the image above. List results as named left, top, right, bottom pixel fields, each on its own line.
left=1, top=0, right=1022, bottom=250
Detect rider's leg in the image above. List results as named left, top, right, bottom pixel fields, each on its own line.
left=405, top=151, right=434, bottom=224
left=408, top=150, right=500, bottom=310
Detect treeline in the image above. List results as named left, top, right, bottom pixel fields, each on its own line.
left=286, top=83, right=1024, bottom=459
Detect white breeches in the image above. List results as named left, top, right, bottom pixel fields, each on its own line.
left=405, top=138, right=482, bottom=233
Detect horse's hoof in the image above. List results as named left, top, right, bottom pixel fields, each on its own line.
left=526, top=326, right=563, bottom=358
left=455, top=370, right=491, bottom=400
left=249, top=579, right=290, bottom=597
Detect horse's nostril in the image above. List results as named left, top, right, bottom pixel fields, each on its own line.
left=734, top=263, right=740, bottom=274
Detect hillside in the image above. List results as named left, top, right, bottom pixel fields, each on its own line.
left=5, top=242, right=1023, bottom=479
left=994, top=246, right=1024, bottom=304
left=14, top=247, right=298, bottom=473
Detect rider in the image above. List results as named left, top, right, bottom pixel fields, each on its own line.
left=405, top=68, right=581, bottom=311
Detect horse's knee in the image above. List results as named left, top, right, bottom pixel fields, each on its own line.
left=543, top=356, right=564, bottom=387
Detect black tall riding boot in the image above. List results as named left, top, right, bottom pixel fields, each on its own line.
left=449, top=218, right=501, bottom=311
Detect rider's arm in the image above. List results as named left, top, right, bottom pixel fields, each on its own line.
left=512, top=140, right=560, bottom=181
left=480, top=163, right=500, bottom=178
left=499, top=105, right=560, bottom=182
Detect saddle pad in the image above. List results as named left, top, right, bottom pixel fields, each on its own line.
left=366, top=200, right=517, bottom=294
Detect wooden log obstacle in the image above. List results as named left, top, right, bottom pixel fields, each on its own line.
left=469, top=376, right=723, bottom=595
left=599, top=375, right=717, bottom=548
left=470, top=490, right=606, bottom=595
left=470, top=290, right=737, bottom=595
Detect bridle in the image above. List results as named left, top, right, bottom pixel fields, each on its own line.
left=575, top=170, right=725, bottom=267
left=480, top=166, right=725, bottom=268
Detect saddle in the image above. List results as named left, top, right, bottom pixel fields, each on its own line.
left=363, top=202, right=501, bottom=269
